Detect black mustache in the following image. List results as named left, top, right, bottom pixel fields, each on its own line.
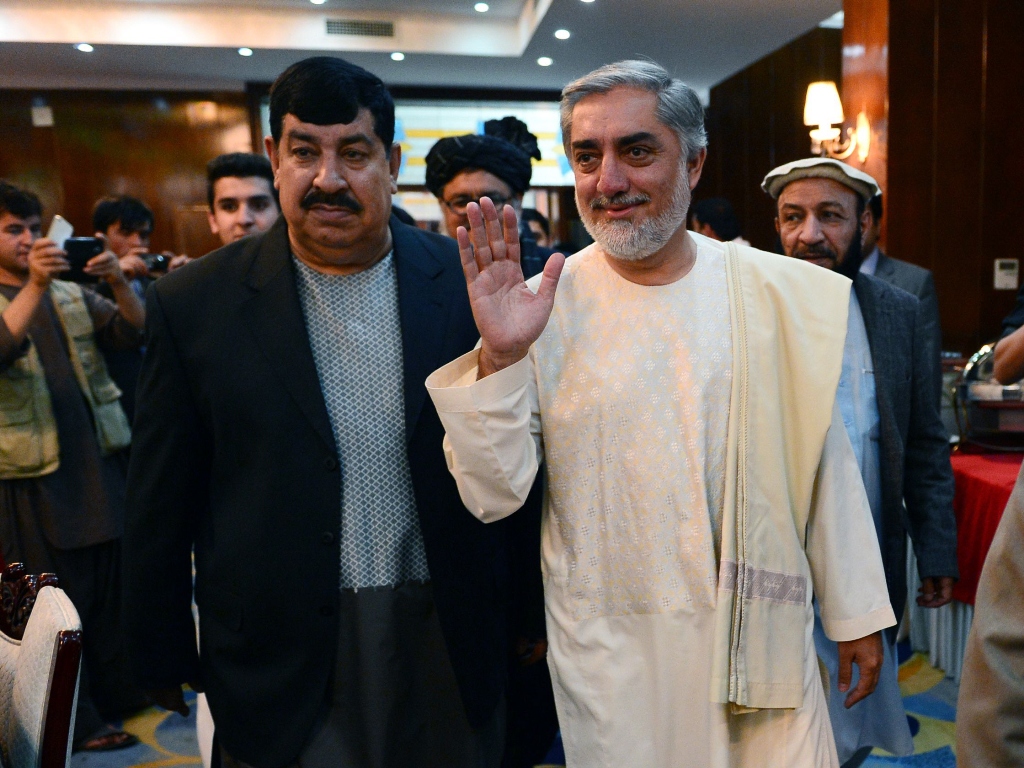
left=301, top=191, right=363, bottom=213
left=590, top=192, right=651, bottom=210
left=793, top=243, right=838, bottom=261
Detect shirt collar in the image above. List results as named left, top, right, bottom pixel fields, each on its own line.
left=859, top=247, right=881, bottom=276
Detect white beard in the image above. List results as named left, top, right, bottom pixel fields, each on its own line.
left=578, top=164, right=692, bottom=263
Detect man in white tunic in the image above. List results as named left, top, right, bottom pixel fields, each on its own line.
left=426, top=61, right=896, bottom=767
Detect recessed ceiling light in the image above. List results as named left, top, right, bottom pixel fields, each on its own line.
left=310, top=0, right=327, bottom=4
left=554, top=29, right=571, bottom=40
left=74, top=43, right=94, bottom=53
left=238, top=47, right=253, bottom=57
left=581, top=0, right=595, bottom=3
left=474, top=2, right=490, bottom=11
left=391, top=52, right=406, bottom=61
left=537, top=56, right=553, bottom=67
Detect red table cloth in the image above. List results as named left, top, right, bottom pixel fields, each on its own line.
left=950, top=452, right=1023, bottom=604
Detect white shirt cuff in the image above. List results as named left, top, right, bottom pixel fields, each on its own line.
left=426, top=349, right=532, bottom=414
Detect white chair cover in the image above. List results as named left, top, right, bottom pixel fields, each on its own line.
left=0, top=586, right=82, bottom=768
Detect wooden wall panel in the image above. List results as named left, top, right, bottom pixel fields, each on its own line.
left=700, top=27, right=842, bottom=252
left=840, top=0, right=889, bottom=209
left=932, top=0, right=987, bottom=354
left=0, top=90, right=253, bottom=259
left=888, top=0, right=1024, bottom=354
left=886, top=0, right=936, bottom=279
left=979, top=3, right=1024, bottom=344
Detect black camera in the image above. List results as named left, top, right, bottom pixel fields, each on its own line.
left=140, top=253, right=170, bottom=273
left=62, top=237, right=104, bottom=283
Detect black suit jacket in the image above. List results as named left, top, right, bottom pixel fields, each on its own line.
left=124, top=216, right=529, bottom=766
left=853, top=273, right=958, bottom=636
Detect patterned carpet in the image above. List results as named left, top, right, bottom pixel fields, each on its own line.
left=70, top=689, right=201, bottom=768
left=863, top=646, right=958, bottom=767
left=71, top=645, right=958, bottom=768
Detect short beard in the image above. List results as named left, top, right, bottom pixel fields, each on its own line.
left=578, top=162, right=691, bottom=263
left=835, top=223, right=863, bottom=280
left=789, top=223, right=864, bottom=280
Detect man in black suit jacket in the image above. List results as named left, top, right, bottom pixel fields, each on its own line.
left=124, top=57, right=539, bottom=768
left=859, top=194, right=943, bottom=403
left=766, top=157, right=957, bottom=768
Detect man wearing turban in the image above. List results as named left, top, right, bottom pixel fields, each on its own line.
left=425, top=117, right=557, bottom=277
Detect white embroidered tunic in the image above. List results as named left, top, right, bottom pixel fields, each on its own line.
left=427, top=236, right=893, bottom=768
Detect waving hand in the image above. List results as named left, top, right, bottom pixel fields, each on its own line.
left=457, top=198, right=564, bottom=378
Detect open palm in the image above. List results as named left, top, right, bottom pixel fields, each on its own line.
left=457, top=198, right=564, bottom=375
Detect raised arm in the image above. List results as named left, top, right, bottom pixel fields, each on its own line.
left=1, top=237, right=68, bottom=347
left=426, top=197, right=559, bottom=522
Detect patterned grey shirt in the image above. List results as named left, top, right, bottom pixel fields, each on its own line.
left=294, top=253, right=430, bottom=589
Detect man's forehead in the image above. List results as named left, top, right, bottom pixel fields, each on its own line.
left=214, top=175, right=274, bottom=200
left=282, top=110, right=378, bottom=143
left=443, top=169, right=513, bottom=195
left=569, top=87, right=673, bottom=143
left=115, top=222, right=151, bottom=234
left=778, top=177, right=859, bottom=208
left=0, top=212, right=38, bottom=228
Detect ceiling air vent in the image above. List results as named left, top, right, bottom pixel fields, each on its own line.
left=325, top=19, right=395, bottom=37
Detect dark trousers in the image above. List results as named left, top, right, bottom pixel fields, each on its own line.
left=220, top=582, right=504, bottom=768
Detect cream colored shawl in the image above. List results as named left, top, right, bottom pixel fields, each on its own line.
left=710, top=243, right=850, bottom=710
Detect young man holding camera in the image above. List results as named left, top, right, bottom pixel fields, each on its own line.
left=0, top=181, right=146, bottom=751
left=90, top=195, right=188, bottom=421
left=92, top=195, right=190, bottom=282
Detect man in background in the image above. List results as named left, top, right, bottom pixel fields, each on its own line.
left=92, top=195, right=190, bottom=281
left=206, top=152, right=280, bottom=247
left=425, top=117, right=555, bottom=278
left=521, top=208, right=551, bottom=248
left=0, top=181, right=146, bottom=752
left=765, top=157, right=957, bottom=768
left=91, top=195, right=188, bottom=421
left=993, top=290, right=1024, bottom=382
left=689, top=196, right=749, bottom=245
left=859, top=194, right=943, bottom=402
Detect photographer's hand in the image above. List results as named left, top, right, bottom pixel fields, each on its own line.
left=119, top=254, right=149, bottom=280
left=84, top=249, right=127, bottom=285
left=167, top=253, right=192, bottom=272
left=89, top=251, right=146, bottom=330
left=27, top=237, right=69, bottom=288
left=1, top=238, right=68, bottom=345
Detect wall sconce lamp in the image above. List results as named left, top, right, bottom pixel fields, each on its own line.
left=804, top=81, right=870, bottom=162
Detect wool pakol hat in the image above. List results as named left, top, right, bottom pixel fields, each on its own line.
left=761, top=157, right=881, bottom=202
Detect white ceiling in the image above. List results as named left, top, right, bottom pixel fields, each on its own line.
left=0, top=0, right=842, bottom=97
left=111, top=0, right=528, bottom=16
left=107, top=0, right=527, bottom=17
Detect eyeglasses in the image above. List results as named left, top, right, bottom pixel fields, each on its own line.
left=442, top=194, right=512, bottom=214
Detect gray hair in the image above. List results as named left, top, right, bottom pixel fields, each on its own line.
left=560, top=60, right=707, bottom=162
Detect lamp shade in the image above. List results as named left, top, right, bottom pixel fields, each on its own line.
left=804, top=81, right=845, bottom=127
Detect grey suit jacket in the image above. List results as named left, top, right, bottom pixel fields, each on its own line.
left=853, top=273, right=958, bottom=634
left=872, top=251, right=943, bottom=404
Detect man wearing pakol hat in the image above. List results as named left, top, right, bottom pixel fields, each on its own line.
left=764, top=157, right=958, bottom=768
left=425, top=117, right=557, bottom=277
left=425, top=60, right=898, bottom=768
